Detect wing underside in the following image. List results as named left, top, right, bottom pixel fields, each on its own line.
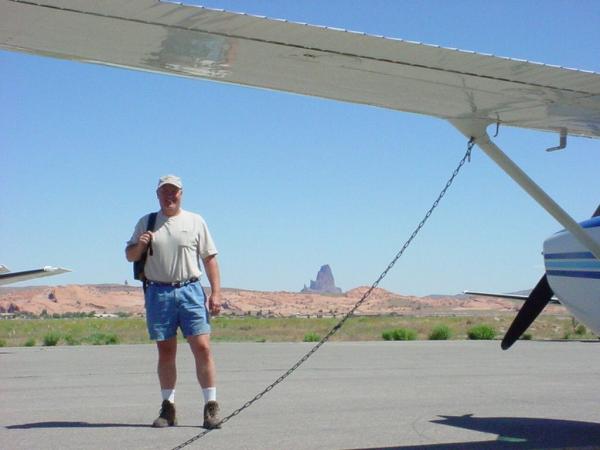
left=1, top=0, right=599, bottom=138
left=464, top=290, right=560, bottom=304
left=0, top=266, right=71, bottom=286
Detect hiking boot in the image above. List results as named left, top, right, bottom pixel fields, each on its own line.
left=203, top=400, right=222, bottom=429
left=152, top=400, right=177, bottom=428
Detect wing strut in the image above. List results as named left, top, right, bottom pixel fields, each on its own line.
left=449, top=119, right=600, bottom=260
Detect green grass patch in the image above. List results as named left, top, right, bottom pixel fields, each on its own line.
left=64, top=334, right=81, bottom=346
left=303, top=332, right=321, bottom=342
left=85, top=332, right=119, bottom=345
left=467, top=324, right=496, bottom=340
left=43, top=332, right=61, bottom=346
left=382, top=330, right=394, bottom=341
left=0, top=313, right=584, bottom=346
left=393, top=328, right=417, bottom=340
left=382, top=328, right=417, bottom=341
left=429, top=324, right=452, bottom=340
left=0, top=317, right=148, bottom=347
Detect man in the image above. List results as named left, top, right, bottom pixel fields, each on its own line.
left=126, top=174, right=222, bottom=429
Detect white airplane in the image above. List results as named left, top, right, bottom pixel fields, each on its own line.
left=0, top=264, right=71, bottom=286
left=1, top=0, right=599, bottom=347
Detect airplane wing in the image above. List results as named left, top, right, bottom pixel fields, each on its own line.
left=464, top=290, right=560, bottom=304
left=0, top=266, right=71, bottom=286
left=1, top=0, right=599, bottom=139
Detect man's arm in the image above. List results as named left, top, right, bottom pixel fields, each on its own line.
left=202, top=254, right=221, bottom=316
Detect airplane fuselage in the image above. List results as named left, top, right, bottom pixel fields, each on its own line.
left=544, top=217, right=600, bottom=334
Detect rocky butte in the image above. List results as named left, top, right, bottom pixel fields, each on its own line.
left=301, top=264, right=342, bottom=294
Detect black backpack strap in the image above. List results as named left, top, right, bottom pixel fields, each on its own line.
left=143, top=212, right=158, bottom=292
left=147, top=212, right=158, bottom=256
left=147, top=212, right=158, bottom=231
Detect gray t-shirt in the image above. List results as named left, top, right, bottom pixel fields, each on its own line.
left=128, top=209, right=217, bottom=282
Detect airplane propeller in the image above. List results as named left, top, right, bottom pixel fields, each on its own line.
left=501, top=274, right=554, bottom=350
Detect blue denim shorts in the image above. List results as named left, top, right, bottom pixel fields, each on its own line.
left=144, top=281, right=211, bottom=341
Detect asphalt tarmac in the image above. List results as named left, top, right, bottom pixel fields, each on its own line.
left=2, top=340, right=600, bottom=450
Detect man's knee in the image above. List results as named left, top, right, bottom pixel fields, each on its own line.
left=157, top=338, right=177, bottom=361
left=188, top=335, right=212, bottom=357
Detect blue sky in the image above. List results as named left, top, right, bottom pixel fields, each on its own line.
left=1, top=0, right=599, bottom=296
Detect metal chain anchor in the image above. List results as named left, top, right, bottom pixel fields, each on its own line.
left=171, top=139, right=475, bottom=449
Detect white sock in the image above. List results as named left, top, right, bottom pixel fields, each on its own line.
left=202, top=387, right=216, bottom=403
left=161, top=389, right=175, bottom=403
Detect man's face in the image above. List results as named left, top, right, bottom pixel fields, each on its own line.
left=157, top=184, right=182, bottom=216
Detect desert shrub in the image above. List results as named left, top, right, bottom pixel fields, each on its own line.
left=382, top=330, right=395, bottom=341
left=87, top=332, right=119, bottom=345
left=382, top=328, right=417, bottom=341
left=64, top=334, right=81, bottom=346
left=24, top=338, right=36, bottom=347
left=429, top=325, right=451, bottom=340
left=575, top=324, right=587, bottom=336
left=392, top=328, right=417, bottom=341
left=467, top=325, right=496, bottom=340
left=43, top=332, right=61, bottom=346
left=521, top=333, right=532, bottom=340
left=0, top=338, right=6, bottom=347
left=303, top=332, right=321, bottom=342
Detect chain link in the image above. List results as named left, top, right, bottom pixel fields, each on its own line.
left=171, top=139, right=474, bottom=449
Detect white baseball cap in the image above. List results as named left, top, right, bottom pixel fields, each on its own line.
left=157, top=175, right=182, bottom=190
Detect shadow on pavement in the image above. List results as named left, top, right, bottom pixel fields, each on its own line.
left=350, top=414, right=600, bottom=450
left=6, top=421, right=198, bottom=429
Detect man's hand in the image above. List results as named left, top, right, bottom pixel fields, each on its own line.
left=138, top=231, right=153, bottom=247
left=209, top=291, right=221, bottom=316
left=125, top=231, right=154, bottom=262
left=202, top=254, right=222, bottom=316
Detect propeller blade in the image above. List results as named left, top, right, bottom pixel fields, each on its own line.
left=501, top=274, right=554, bottom=350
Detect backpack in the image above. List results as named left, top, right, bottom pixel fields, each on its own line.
left=133, top=212, right=157, bottom=281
